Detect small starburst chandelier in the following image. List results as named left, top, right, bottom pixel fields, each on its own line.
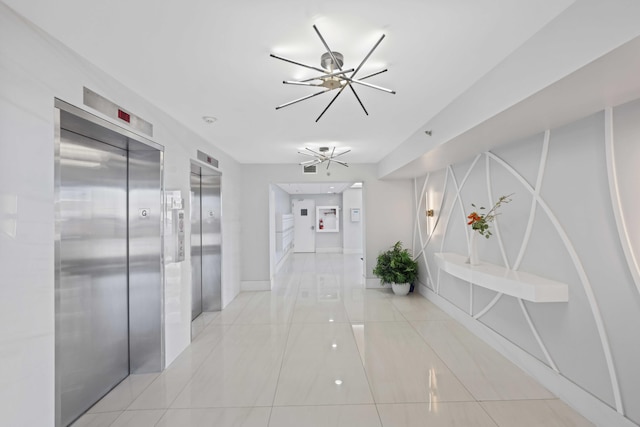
left=298, top=146, right=350, bottom=169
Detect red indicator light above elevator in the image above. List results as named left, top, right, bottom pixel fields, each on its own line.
left=117, top=109, right=131, bottom=123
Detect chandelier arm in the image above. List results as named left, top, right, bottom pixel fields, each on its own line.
left=351, top=34, right=386, bottom=78
left=347, top=85, right=369, bottom=116
left=299, top=68, right=354, bottom=83
left=312, top=25, right=343, bottom=72
left=305, top=147, right=325, bottom=157
left=326, top=147, right=336, bottom=170
left=276, top=90, right=329, bottom=110
left=332, top=159, right=349, bottom=167
left=284, top=81, right=324, bottom=87
left=297, top=151, right=319, bottom=157
left=315, top=85, right=347, bottom=122
left=300, top=159, right=321, bottom=165
left=341, top=77, right=396, bottom=94
left=270, top=54, right=328, bottom=74
left=332, top=149, right=351, bottom=158
left=359, top=69, right=388, bottom=80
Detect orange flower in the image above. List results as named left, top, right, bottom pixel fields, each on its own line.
left=467, top=212, right=481, bottom=225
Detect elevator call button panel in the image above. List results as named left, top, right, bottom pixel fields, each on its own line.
left=176, top=211, right=185, bottom=261
left=164, top=190, right=185, bottom=263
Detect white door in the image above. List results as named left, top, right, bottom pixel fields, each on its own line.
left=293, top=199, right=316, bottom=252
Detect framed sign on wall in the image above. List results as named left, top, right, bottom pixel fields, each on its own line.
left=350, top=208, right=361, bottom=222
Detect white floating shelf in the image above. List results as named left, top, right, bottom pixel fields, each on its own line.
left=434, top=252, right=568, bottom=303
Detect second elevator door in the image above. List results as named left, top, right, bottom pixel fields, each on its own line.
left=191, top=169, right=221, bottom=320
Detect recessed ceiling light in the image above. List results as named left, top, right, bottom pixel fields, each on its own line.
left=335, top=379, right=343, bottom=385
left=202, top=116, right=217, bottom=124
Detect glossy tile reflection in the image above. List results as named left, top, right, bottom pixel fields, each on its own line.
left=274, top=323, right=373, bottom=405
left=377, top=402, right=498, bottom=427
left=171, top=324, right=289, bottom=408
left=156, top=407, right=271, bottom=427
left=74, top=253, right=592, bottom=427
left=481, top=399, right=594, bottom=426
left=269, top=405, right=381, bottom=427
left=356, top=322, right=473, bottom=403
left=410, top=320, right=554, bottom=401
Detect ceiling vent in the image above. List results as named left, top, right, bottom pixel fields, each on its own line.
left=303, top=164, right=317, bottom=174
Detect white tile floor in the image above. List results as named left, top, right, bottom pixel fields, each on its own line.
left=73, top=253, right=594, bottom=426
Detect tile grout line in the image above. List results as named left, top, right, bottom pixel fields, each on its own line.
left=337, top=253, right=387, bottom=426
left=87, top=373, right=158, bottom=415
left=151, top=408, right=169, bottom=427
left=405, top=316, right=479, bottom=404
left=127, top=321, right=233, bottom=413
left=267, top=252, right=306, bottom=425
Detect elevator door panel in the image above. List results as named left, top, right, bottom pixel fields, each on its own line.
left=190, top=173, right=203, bottom=320
left=201, top=174, right=221, bottom=311
left=58, top=130, right=129, bottom=427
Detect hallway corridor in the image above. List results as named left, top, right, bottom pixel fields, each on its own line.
left=73, top=253, right=593, bottom=426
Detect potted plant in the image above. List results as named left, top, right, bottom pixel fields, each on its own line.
left=373, top=241, right=418, bottom=296
left=466, top=193, right=513, bottom=265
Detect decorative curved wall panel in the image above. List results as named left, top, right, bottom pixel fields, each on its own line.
left=413, top=109, right=640, bottom=425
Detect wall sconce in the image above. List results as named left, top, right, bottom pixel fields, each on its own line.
left=426, top=209, right=434, bottom=217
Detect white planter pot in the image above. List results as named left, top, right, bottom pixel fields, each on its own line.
left=391, top=282, right=410, bottom=296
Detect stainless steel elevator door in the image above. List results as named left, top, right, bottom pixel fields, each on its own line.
left=190, top=173, right=203, bottom=320
left=201, top=173, right=221, bottom=312
left=58, top=130, right=129, bottom=427
left=190, top=166, right=222, bottom=320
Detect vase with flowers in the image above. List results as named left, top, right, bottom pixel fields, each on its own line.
left=466, top=194, right=513, bottom=265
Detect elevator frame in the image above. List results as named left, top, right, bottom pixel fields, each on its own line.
left=53, top=99, right=165, bottom=427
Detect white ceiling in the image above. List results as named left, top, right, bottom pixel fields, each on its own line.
left=4, top=0, right=574, bottom=165
left=276, top=182, right=357, bottom=195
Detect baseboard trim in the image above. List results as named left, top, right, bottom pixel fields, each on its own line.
left=241, top=280, right=270, bottom=291
left=275, top=249, right=292, bottom=274
left=343, top=248, right=363, bottom=254
left=316, top=247, right=343, bottom=253
left=365, top=278, right=386, bottom=289
left=418, top=283, right=637, bottom=427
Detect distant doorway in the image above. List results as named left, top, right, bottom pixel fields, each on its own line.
left=269, top=182, right=365, bottom=283
left=293, top=199, right=316, bottom=253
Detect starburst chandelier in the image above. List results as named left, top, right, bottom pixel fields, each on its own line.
left=271, top=25, right=395, bottom=122
left=298, top=146, right=350, bottom=169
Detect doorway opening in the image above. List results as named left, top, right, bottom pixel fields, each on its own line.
left=269, top=182, right=365, bottom=286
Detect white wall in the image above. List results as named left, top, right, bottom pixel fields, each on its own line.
left=240, top=164, right=413, bottom=289
left=292, top=194, right=343, bottom=251
left=413, top=105, right=640, bottom=426
left=0, top=5, right=242, bottom=425
left=379, top=0, right=640, bottom=179
left=342, top=188, right=363, bottom=254
left=271, top=184, right=291, bottom=265
left=610, top=99, right=640, bottom=301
